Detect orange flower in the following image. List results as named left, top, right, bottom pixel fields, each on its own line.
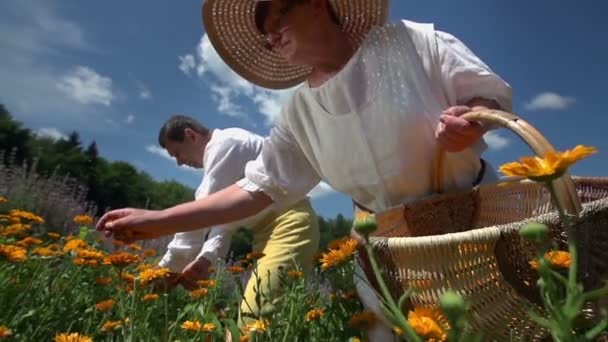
left=143, top=249, right=156, bottom=258
left=348, top=311, right=376, bottom=330
left=128, top=243, right=141, bottom=251
left=196, top=279, right=217, bottom=288
left=100, top=320, right=124, bottom=333
left=9, top=209, right=44, bottom=224
left=0, top=325, right=12, bottom=338
left=189, top=288, right=209, bottom=299
left=121, top=272, right=135, bottom=284
left=499, top=145, right=597, bottom=181
left=306, top=308, right=324, bottom=321
left=246, top=252, right=266, bottom=260
left=53, top=332, right=93, bottom=342
left=142, top=293, right=160, bottom=302
left=407, top=307, right=447, bottom=341
left=76, top=248, right=105, bottom=260
left=72, top=215, right=93, bottom=226
left=530, top=251, right=572, bottom=269
left=0, top=244, right=27, bottom=262
left=104, top=251, right=140, bottom=267
left=242, top=319, right=270, bottom=333
left=227, top=265, right=245, bottom=274
left=320, top=238, right=357, bottom=271
left=1, top=223, right=31, bottom=237
left=181, top=320, right=211, bottom=332
left=0, top=196, right=7, bottom=205
left=207, top=266, right=216, bottom=273
left=96, top=276, right=113, bottom=285
left=18, top=237, right=43, bottom=246
left=95, top=299, right=115, bottom=312
left=47, top=232, right=61, bottom=239
left=287, top=270, right=303, bottom=278
left=138, top=267, right=170, bottom=285
left=327, top=236, right=351, bottom=251
left=63, top=239, right=88, bottom=253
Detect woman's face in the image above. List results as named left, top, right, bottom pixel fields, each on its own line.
left=261, top=0, right=323, bottom=65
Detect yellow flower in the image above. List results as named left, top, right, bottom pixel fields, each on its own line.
left=100, top=320, right=123, bottom=333
left=196, top=279, right=217, bottom=288
left=142, top=249, right=156, bottom=258
left=95, top=276, right=113, bottom=285
left=142, top=293, right=160, bottom=302
left=0, top=325, right=12, bottom=338
left=63, top=239, right=88, bottom=253
left=17, top=236, right=43, bottom=247
left=9, top=209, right=44, bottom=224
left=246, top=252, right=266, bottom=260
left=73, top=215, right=93, bottom=226
left=0, top=244, right=27, bottom=262
left=326, top=236, right=351, bottom=251
left=320, top=238, right=357, bottom=271
left=189, top=288, right=209, bottom=299
left=103, top=251, right=140, bottom=267
left=530, top=250, right=572, bottom=269
left=306, top=308, right=324, bottom=321
left=138, top=267, right=170, bottom=285
left=227, top=265, right=245, bottom=274
left=32, top=247, right=63, bottom=257
left=407, top=307, right=447, bottom=341
left=1, top=223, right=31, bottom=237
left=287, top=269, right=303, bottom=278
left=499, top=145, right=597, bottom=181
left=128, top=243, right=141, bottom=251
left=0, top=196, right=7, bottom=204
left=181, top=320, right=203, bottom=332
left=53, top=332, right=93, bottom=342
left=201, top=323, right=216, bottom=332
left=76, top=248, right=105, bottom=260
left=348, top=311, right=376, bottom=330
left=393, top=326, right=404, bottom=336
left=243, top=319, right=270, bottom=333
left=47, top=232, right=61, bottom=239
left=95, top=299, right=115, bottom=312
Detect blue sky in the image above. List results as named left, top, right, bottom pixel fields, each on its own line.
left=1, top=0, right=606, bottom=219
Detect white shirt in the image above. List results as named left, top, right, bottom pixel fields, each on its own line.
left=159, top=128, right=278, bottom=272
left=237, top=20, right=512, bottom=212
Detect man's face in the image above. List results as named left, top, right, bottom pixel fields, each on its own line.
left=164, top=129, right=204, bottom=168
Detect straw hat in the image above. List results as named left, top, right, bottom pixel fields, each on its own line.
left=201, top=0, right=389, bottom=89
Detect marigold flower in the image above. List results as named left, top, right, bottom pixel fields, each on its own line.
left=181, top=320, right=202, bottom=332
left=18, top=236, right=43, bottom=246
left=9, top=209, right=44, bottom=224
left=196, top=279, right=217, bottom=288
left=0, top=325, right=12, bottom=338
left=407, top=307, right=447, bottom=341
left=348, top=311, right=376, bottom=330
left=326, top=236, right=351, bottom=251
left=1, top=223, right=31, bottom=237
left=73, top=215, right=93, bottom=226
left=320, top=238, right=357, bottom=271
left=142, top=249, right=156, bottom=258
left=0, top=196, right=7, bottom=204
left=32, top=247, right=63, bottom=258
left=95, top=299, right=115, bottom=312
left=53, top=332, right=93, bottom=342
left=243, top=319, right=270, bottom=333
left=63, top=239, right=88, bottom=253
left=121, top=272, right=135, bottom=284
left=0, top=244, right=27, bottom=262
left=306, top=308, right=325, bottom=321
left=100, top=320, right=123, bottom=333
left=76, top=248, right=105, bottom=260
left=138, top=267, right=170, bottom=285
left=47, top=232, right=61, bottom=239
left=142, top=293, right=160, bottom=302
left=287, top=270, right=303, bottom=278
left=227, top=265, right=245, bottom=274
left=189, top=288, right=209, bottom=299
left=246, top=252, right=266, bottom=260
left=96, top=276, right=113, bottom=285
left=499, top=145, right=597, bottom=181
left=128, top=243, right=141, bottom=251
left=104, top=251, right=140, bottom=267
left=529, top=250, right=571, bottom=269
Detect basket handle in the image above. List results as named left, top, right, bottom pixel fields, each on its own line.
left=432, top=109, right=583, bottom=216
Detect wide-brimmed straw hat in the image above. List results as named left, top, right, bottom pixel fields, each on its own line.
left=201, top=0, right=389, bottom=90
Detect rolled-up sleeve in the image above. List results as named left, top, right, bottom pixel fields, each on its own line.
left=436, top=30, right=512, bottom=112
left=237, top=116, right=321, bottom=205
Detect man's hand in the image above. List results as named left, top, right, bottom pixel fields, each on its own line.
left=95, top=208, right=168, bottom=244
left=179, top=257, right=212, bottom=291
left=435, top=105, right=487, bottom=152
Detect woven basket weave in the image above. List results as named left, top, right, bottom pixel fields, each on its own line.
left=359, top=110, right=608, bottom=340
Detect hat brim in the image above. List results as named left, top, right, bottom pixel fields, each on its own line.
left=202, top=0, right=388, bottom=90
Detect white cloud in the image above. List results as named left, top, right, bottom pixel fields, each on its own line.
left=137, top=82, right=151, bottom=100
left=308, top=182, right=337, bottom=198
left=35, top=127, right=67, bottom=141
left=56, top=66, right=114, bottom=106
left=125, top=114, right=135, bottom=124
left=524, top=92, right=575, bottom=111
left=178, top=34, right=295, bottom=125
left=484, top=131, right=510, bottom=151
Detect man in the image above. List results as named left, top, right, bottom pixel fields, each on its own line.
left=155, top=114, right=320, bottom=318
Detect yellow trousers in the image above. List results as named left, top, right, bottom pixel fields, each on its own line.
left=240, top=198, right=319, bottom=324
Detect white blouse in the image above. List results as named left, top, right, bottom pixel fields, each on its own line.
left=237, top=20, right=512, bottom=212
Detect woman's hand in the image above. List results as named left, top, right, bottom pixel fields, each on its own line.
left=96, top=208, right=168, bottom=243
left=435, top=105, right=486, bottom=152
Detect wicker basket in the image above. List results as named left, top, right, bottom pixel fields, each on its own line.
left=358, top=110, right=608, bottom=341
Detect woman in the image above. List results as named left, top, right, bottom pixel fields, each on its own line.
left=98, top=0, right=511, bottom=338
